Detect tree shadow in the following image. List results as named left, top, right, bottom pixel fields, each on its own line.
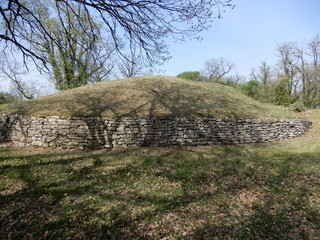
left=0, top=146, right=319, bottom=239
left=60, top=81, right=261, bottom=149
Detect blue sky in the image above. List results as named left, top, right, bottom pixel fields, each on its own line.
left=161, top=0, right=320, bottom=78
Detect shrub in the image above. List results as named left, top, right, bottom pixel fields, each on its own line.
left=238, top=80, right=261, bottom=100
left=0, top=92, right=18, bottom=104
left=273, top=76, right=292, bottom=106
left=289, top=102, right=306, bottom=112
left=176, top=71, right=207, bottom=82
left=218, top=78, right=237, bottom=88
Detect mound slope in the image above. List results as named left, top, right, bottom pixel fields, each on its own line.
left=0, top=76, right=300, bottom=119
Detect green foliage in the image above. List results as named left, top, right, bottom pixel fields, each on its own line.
left=34, top=3, right=111, bottom=91
left=176, top=71, right=206, bottom=82
left=218, top=78, right=238, bottom=88
left=273, top=76, right=292, bottom=106
left=289, top=102, right=306, bottom=112
left=0, top=92, right=18, bottom=104
left=238, top=80, right=261, bottom=100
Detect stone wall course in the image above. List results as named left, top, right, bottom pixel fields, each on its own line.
left=0, top=114, right=312, bottom=150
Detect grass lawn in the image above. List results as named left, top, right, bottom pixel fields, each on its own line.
left=0, top=110, right=319, bottom=239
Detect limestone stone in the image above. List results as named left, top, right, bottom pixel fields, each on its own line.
left=0, top=114, right=312, bottom=150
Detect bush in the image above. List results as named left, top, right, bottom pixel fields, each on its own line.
left=273, top=76, right=292, bottom=106
left=218, top=78, right=237, bottom=88
left=0, top=92, right=18, bottom=104
left=238, top=80, right=261, bottom=100
left=289, top=102, right=306, bottom=112
left=176, top=71, right=207, bottom=82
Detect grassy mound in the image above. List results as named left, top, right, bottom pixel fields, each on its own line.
left=0, top=76, right=300, bottom=119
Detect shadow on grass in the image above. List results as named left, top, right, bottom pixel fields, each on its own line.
left=0, top=145, right=319, bottom=239
left=65, top=78, right=258, bottom=119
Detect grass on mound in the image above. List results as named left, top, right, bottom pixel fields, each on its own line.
left=0, top=75, right=300, bottom=119
left=0, top=110, right=319, bottom=239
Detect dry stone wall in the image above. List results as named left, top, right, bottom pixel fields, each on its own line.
left=0, top=114, right=312, bottom=150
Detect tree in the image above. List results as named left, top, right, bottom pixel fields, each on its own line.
left=0, top=0, right=234, bottom=72
left=250, top=61, right=273, bottom=101
left=229, top=74, right=245, bottom=86
left=276, top=36, right=320, bottom=108
left=273, top=76, right=292, bottom=106
left=215, top=74, right=245, bottom=87
left=306, top=65, right=320, bottom=108
left=29, top=2, right=115, bottom=90
left=305, top=35, right=320, bottom=108
left=203, top=57, right=234, bottom=82
left=307, top=34, right=320, bottom=67
left=291, top=44, right=309, bottom=105
left=117, top=47, right=144, bottom=78
left=276, top=42, right=299, bottom=95
left=272, top=35, right=320, bottom=108
left=0, top=59, right=39, bottom=100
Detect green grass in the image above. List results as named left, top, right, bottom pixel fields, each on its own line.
left=0, top=110, right=319, bottom=239
left=0, top=76, right=301, bottom=119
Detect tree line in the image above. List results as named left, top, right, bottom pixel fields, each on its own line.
left=176, top=34, right=320, bottom=111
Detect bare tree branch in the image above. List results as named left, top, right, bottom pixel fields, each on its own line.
left=203, top=57, right=234, bottom=82
left=1, top=62, right=35, bottom=99
left=0, top=0, right=234, bottom=71
left=118, top=47, right=144, bottom=78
